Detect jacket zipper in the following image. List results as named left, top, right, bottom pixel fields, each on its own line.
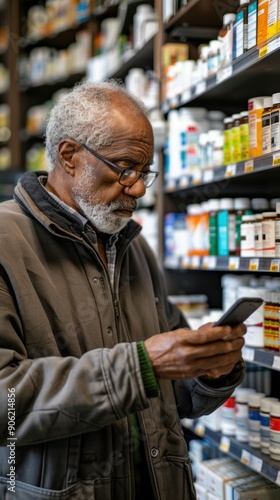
left=138, top=413, right=160, bottom=500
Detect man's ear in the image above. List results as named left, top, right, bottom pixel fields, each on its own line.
left=58, top=139, right=79, bottom=177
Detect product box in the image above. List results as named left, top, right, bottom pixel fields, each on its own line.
left=207, top=462, right=252, bottom=499
left=194, top=482, right=208, bottom=500
left=267, top=0, right=279, bottom=39
left=233, top=479, right=280, bottom=499
left=196, top=457, right=235, bottom=490
left=161, top=43, right=189, bottom=69
left=225, top=474, right=265, bottom=500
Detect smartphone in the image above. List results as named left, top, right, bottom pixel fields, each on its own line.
left=214, top=297, right=263, bottom=327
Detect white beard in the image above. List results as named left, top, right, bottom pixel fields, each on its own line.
left=72, top=163, right=136, bottom=234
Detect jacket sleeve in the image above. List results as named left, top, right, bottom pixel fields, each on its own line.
left=174, top=359, right=246, bottom=419
left=0, top=269, right=150, bottom=446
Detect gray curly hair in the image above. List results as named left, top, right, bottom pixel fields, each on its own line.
left=45, top=80, right=149, bottom=171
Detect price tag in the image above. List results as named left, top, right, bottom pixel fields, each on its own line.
left=190, top=256, right=200, bottom=269
left=250, top=455, right=263, bottom=472
left=180, top=418, right=193, bottom=429
left=194, top=422, right=205, bottom=436
left=191, top=170, right=202, bottom=185
left=241, top=449, right=251, bottom=466
left=272, top=153, right=280, bottom=166
left=242, top=346, right=255, bottom=362
left=195, top=80, right=206, bottom=96
left=272, top=355, right=280, bottom=370
left=219, top=436, right=230, bottom=453
left=181, top=256, right=190, bottom=269
left=202, top=256, right=210, bottom=269
left=244, top=160, right=254, bottom=173
left=165, top=179, right=177, bottom=192
left=203, top=169, right=214, bottom=183
left=228, top=257, right=240, bottom=270
left=208, top=256, right=217, bottom=269
left=216, top=65, right=233, bottom=83
left=249, top=258, right=259, bottom=271
left=270, top=259, right=280, bottom=272
left=259, top=45, right=268, bottom=58
left=225, top=164, right=236, bottom=177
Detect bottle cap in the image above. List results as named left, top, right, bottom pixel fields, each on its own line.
left=270, top=402, right=280, bottom=416
left=263, top=97, right=273, bottom=109
left=260, top=397, right=279, bottom=412
left=223, top=13, right=236, bottom=25
left=240, top=111, right=248, bottom=118
left=262, top=212, right=276, bottom=218
left=220, top=198, right=234, bottom=210
left=251, top=198, right=269, bottom=211
left=242, top=215, right=255, bottom=222
left=248, top=393, right=265, bottom=406
left=234, top=197, right=251, bottom=210
left=272, top=92, right=280, bottom=105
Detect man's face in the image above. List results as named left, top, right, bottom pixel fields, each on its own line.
left=71, top=110, right=154, bottom=234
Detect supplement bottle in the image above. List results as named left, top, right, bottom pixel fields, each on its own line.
left=254, top=214, right=263, bottom=256
left=217, top=198, right=235, bottom=256
left=262, top=96, right=273, bottom=154
left=270, top=401, right=280, bottom=460
left=233, top=0, right=249, bottom=59
left=218, top=13, right=236, bottom=67
left=207, top=40, right=221, bottom=76
left=208, top=199, right=220, bottom=255
left=249, top=96, right=269, bottom=158
left=240, top=214, right=256, bottom=257
left=262, top=211, right=276, bottom=257
left=234, top=197, right=251, bottom=255
left=264, top=291, right=280, bottom=351
left=232, top=113, right=241, bottom=162
left=223, top=117, right=233, bottom=164
left=271, top=92, right=280, bottom=152
left=235, top=387, right=256, bottom=442
left=133, top=4, right=157, bottom=51
left=240, top=111, right=249, bottom=160
left=248, top=392, right=265, bottom=448
left=221, top=395, right=236, bottom=436
left=275, top=201, right=280, bottom=257
left=260, top=397, right=279, bottom=454
left=248, top=0, right=258, bottom=49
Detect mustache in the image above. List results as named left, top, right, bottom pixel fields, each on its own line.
left=113, top=200, right=137, bottom=211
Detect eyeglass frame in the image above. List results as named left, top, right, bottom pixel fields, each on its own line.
left=72, top=139, right=159, bottom=188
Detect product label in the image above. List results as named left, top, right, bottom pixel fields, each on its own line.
left=217, top=211, right=229, bottom=256
left=270, top=416, right=280, bottom=431
left=248, top=1, right=257, bottom=48
left=257, top=0, right=269, bottom=45
left=241, top=222, right=255, bottom=257
left=262, top=111, right=272, bottom=153
left=235, top=11, right=245, bottom=58
left=209, top=214, right=218, bottom=255
left=267, top=0, right=278, bottom=39
left=262, top=219, right=276, bottom=256
left=271, top=109, right=280, bottom=151
left=223, top=129, right=233, bottom=164
left=275, top=220, right=280, bottom=257
left=240, top=122, right=249, bottom=160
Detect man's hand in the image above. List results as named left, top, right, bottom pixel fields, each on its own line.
left=144, top=322, right=246, bottom=380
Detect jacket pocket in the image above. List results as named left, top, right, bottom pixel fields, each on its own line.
left=163, top=455, right=197, bottom=500
left=0, top=477, right=95, bottom=500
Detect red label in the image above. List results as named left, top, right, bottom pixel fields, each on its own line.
left=270, top=417, right=280, bottom=431
left=223, top=397, right=235, bottom=408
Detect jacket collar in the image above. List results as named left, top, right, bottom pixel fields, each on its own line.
left=14, top=171, right=141, bottom=242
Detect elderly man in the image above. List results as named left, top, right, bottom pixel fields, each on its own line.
left=0, top=81, right=245, bottom=499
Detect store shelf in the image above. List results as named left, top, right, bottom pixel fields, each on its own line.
left=161, top=36, right=280, bottom=113
left=164, top=255, right=280, bottom=274
left=164, top=156, right=280, bottom=200
left=19, top=20, right=91, bottom=50
left=164, top=0, right=229, bottom=31
left=242, top=346, right=280, bottom=371
left=182, top=419, right=280, bottom=486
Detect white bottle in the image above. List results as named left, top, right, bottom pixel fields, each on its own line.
left=133, top=4, right=157, bottom=51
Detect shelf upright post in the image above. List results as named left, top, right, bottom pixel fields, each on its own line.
left=7, top=0, right=21, bottom=170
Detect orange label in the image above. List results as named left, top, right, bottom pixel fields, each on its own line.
left=258, top=0, right=269, bottom=45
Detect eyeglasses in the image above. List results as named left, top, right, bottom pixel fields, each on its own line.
left=77, top=141, right=159, bottom=188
